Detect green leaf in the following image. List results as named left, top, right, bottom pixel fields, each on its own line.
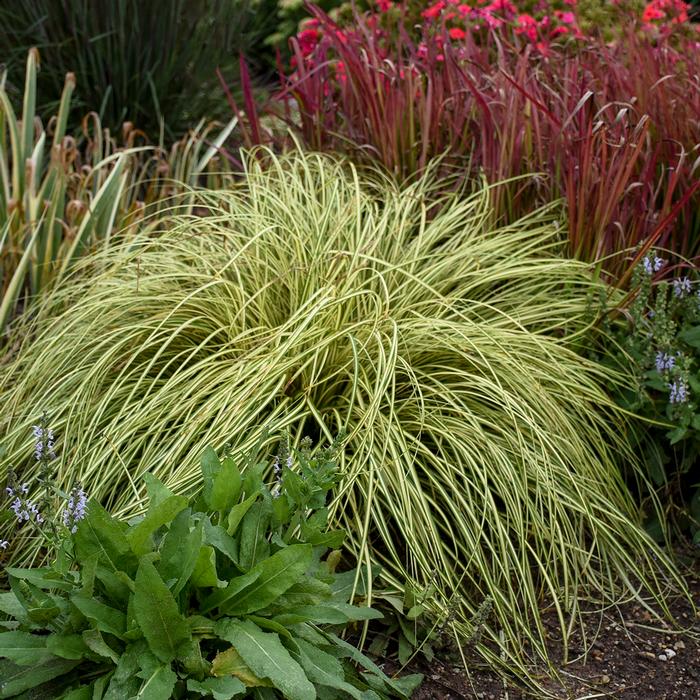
left=133, top=557, right=191, bottom=663
left=0, top=657, right=80, bottom=698
left=200, top=568, right=262, bottom=615
left=4, top=567, right=75, bottom=591
left=124, top=592, right=142, bottom=641
left=238, top=501, right=271, bottom=571
left=245, top=615, right=293, bottom=639
left=222, top=544, right=313, bottom=616
left=158, top=514, right=202, bottom=596
left=242, top=462, right=265, bottom=500
left=8, top=578, right=63, bottom=626
left=227, top=494, right=258, bottom=536
left=215, top=620, right=315, bottom=700
left=302, top=529, right=346, bottom=549
left=179, top=638, right=211, bottom=679
left=79, top=555, right=98, bottom=598
left=93, top=674, right=111, bottom=699
left=23, top=594, right=62, bottom=626
left=191, top=546, right=220, bottom=588
left=142, top=473, right=176, bottom=508
left=406, top=604, right=425, bottom=620
left=60, top=686, right=93, bottom=700
left=293, top=637, right=364, bottom=700
left=135, top=664, right=177, bottom=700
left=322, top=632, right=405, bottom=696
left=187, top=615, right=216, bottom=635
left=71, top=596, right=126, bottom=637
left=0, top=631, right=54, bottom=665
left=126, top=494, right=188, bottom=555
left=0, top=593, right=26, bottom=623
left=210, top=457, right=242, bottom=512
left=364, top=670, right=422, bottom=699
left=281, top=469, right=304, bottom=507
left=330, top=566, right=378, bottom=602
left=82, top=628, right=120, bottom=664
left=94, top=568, right=133, bottom=607
left=202, top=519, right=238, bottom=565
left=276, top=602, right=382, bottom=625
left=398, top=634, right=412, bottom=666
left=679, top=324, right=700, bottom=348
left=201, top=447, right=221, bottom=505
left=46, top=634, right=90, bottom=661
left=290, top=575, right=334, bottom=601
left=187, top=677, right=247, bottom=699
left=668, top=425, right=688, bottom=445
left=271, top=495, right=291, bottom=527
left=211, top=646, right=271, bottom=687
left=74, top=502, right=137, bottom=577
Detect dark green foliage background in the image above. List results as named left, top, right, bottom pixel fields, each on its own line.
left=0, top=0, right=276, bottom=138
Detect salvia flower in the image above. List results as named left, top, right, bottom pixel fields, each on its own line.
left=643, top=254, right=665, bottom=275
left=33, top=424, right=56, bottom=462
left=668, top=380, right=688, bottom=404
left=9, top=495, right=43, bottom=524
left=62, top=485, right=88, bottom=534
left=655, top=351, right=676, bottom=372
left=0, top=539, right=8, bottom=549
left=673, top=277, right=692, bottom=298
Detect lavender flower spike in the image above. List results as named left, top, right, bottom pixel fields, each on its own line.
left=673, top=277, right=692, bottom=298
left=655, top=351, right=676, bottom=373
left=669, top=380, right=688, bottom=405
left=63, top=485, right=88, bottom=534
left=9, top=495, right=42, bottom=524
left=643, top=254, right=665, bottom=275
left=33, top=423, right=56, bottom=462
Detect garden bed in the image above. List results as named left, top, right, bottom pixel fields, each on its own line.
left=392, top=563, right=700, bottom=699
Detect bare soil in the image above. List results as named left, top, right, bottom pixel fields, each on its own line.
left=389, top=562, right=700, bottom=699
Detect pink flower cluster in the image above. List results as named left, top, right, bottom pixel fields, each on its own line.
left=415, top=0, right=584, bottom=55
left=291, top=0, right=694, bottom=68
left=642, top=0, right=690, bottom=24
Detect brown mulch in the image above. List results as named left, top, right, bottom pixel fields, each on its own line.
left=386, top=562, right=700, bottom=700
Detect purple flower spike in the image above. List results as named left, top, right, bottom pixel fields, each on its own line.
left=673, top=277, right=692, bottom=298
left=63, top=485, right=88, bottom=533
left=669, top=380, right=689, bottom=405
left=655, top=351, right=676, bottom=373
left=643, top=254, right=665, bottom=275
left=33, top=423, right=56, bottom=462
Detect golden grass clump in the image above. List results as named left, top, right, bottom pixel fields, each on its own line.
left=0, top=150, right=681, bottom=675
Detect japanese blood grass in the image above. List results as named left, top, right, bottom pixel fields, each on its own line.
left=0, top=151, right=682, bottom=682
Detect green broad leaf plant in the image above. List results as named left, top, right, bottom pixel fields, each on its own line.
left=599, top=254, right=700, bottom=544
left=0, top=435, right=421, bottom=699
